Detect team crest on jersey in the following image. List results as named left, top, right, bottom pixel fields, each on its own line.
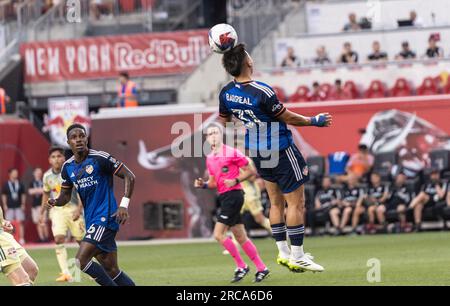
left=302, top=166, right=309, bottom=176
left=85, top=165, right=94, bottom=175
left=7, top=247, right=17, bottom=257
left=222, top=166, right=229, bottom=173
left=272, top=104, right=282, bottom=113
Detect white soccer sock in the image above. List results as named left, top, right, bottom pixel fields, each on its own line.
left=276, top=241, right=291, bottom=258
left=291, top=245, right=305, bottom=259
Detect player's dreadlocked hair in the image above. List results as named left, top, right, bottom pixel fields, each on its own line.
left=222, top=43, right=247, bottom=77
left=66, top=123, right=86, bottom=138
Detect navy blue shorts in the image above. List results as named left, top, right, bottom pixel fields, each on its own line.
left=83, top=224, right=117, bottom=253
left=251, top=144, right=309, bottom=193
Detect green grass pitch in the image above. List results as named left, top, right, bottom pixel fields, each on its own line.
left=1, top=232, right=449, bottom=286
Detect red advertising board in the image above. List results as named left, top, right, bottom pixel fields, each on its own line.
left=90, top=96, right=450, bottom=240
left=20, top=29, right=210, bottom=83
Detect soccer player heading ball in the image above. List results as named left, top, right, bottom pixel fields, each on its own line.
left=217, top=43, right=332, bottom=273
left=45, top=124, right=136, bottom=286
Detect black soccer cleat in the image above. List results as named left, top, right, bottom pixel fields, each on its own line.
left=253, top=269, right=270, bottom=283
left=231, top=266, right=250, bottom=283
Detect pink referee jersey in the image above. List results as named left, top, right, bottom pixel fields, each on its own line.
left=206, top=144, right=249, bottom=194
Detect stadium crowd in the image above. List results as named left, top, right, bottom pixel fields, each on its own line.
left=281, top=34, right=445, bottom=68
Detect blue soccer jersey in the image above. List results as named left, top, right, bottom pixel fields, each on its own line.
left=61, top=149, right=123, bottom=232
left=219, top=80, right=293, bottom=152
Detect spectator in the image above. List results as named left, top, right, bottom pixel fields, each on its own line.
left=410, top=168, right=447, bottom=232
left=1, top=168, right=26, bottom=244
left=329, top=79, right=351, bottom=100
left=117, top=71, right=138, bottom=108
left=313, top=46, right=331, bottom=65
left=28, top=167, right=48, bottom=243
left=362, top=172, right=390, bottom=234
left=343, top=13, right=361, bottom=31
left=339, top=174, right=364, bottom=234
left=281, top=47, right=300, bottom=67
left=424, top=34, right=444, bottom=59
left=0, top=86, right=11, bottom=114
left=90, top=0, right=114, bottom=20
left=307, top=82, right=327, bottom=102
left=383, top=172, right=414, bottom=232
left=395, top=41, right=416, bottom=60
left=313, top=177, right=342, bottom=235
left=346, top=144, right=374, bottom=179
left=339, top=42, right=358, bottom=64
left=409, top=10, right=424, bottom=27
left=367, top=41, right=388, bottom=61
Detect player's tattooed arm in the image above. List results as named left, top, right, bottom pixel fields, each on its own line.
left=115, top=164, right=136, bottom=199
left=278, top=109, right=332, bottom=127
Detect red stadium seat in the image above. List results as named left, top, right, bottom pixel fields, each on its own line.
left=328, top=87, right=352, bottom=100
left=289, top=86, right=310, bottom=103
left=390, top=78, right=413, bottom=97
left=343, top=80, right=360, bottom=99
left=319, top=83, right=332, bottom=99
left=365, top=80, right=387, bottom=99
left=141, top=0, right=155, bottom=9
left=417, top=77, right=440, bottom=96
left=444, top=81, right=450, bottom=94
left=272, top=86, right=288, bottom=103
left=120, top=0, right=135, bottom=13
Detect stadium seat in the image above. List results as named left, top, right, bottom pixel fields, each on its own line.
left=120, top=0, right=135, bottom=13
left=288, top=85, right=310, bottom=102
left=319, top=83, right=332, bottom=99
left=443, top=81, right=450, bottom=94
left=343, top=80, right=360, bottom=99
left=306, top=155, right=325, bottom=184
left=390, top=78, right=413, bottom=97
left=430, top=149, right=450, bottom=178
left=304, top=184, right=316, bottom=211
left=417, top=77, right=440, bottom=96
left=141, top=0, right=155, bottom=9
left=272, top=86, right=288, bottom=103
left=373, top=151, right=397, bottom=181
left=365, top=80, right=387, bottom=99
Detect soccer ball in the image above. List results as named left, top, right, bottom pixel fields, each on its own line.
left=208, top=23, right=238, bottom=54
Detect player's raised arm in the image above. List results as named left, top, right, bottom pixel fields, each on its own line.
left=113, top=163, right=136, bottom=225
left=277, top=109, right=333, bottom=127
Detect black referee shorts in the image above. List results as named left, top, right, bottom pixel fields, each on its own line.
left=216, top=190, right=245, bottom=227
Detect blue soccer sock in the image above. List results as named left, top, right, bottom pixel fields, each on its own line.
left=271, top=223, right=287, bottom=241
left=271, top=223, right=290, bottom=257
left=82, top=261, right=117, bottom=286
left=112, top=270, right=136, bottom=286
left=287, top=225, right=305, bottom=259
